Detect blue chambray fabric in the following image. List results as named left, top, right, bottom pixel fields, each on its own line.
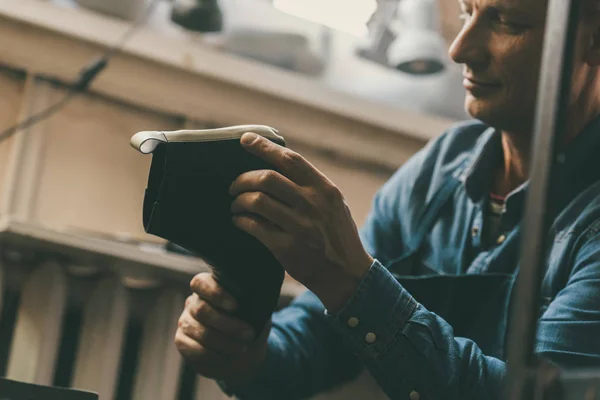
left=220, top=117, right=600, bottom=400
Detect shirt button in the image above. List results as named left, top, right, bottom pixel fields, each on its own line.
left=347, top=317, right=359, bottom=328
left=365, top=332, right=377, bottom=344
left=497, top=234, right=506, bottom=244
left=471, top=226, right=479, bottom=237
left=410, top=391, right=420, bottom=400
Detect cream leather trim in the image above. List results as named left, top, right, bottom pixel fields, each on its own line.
left=130, top=125, right=284, bottom=154
left=130, top=130, right=168, bottom=154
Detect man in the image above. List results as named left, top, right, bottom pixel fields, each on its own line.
left=174, top=0, right=600, bottom=398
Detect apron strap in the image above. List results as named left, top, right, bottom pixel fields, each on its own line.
left=385, top=171, right=464, bottom=272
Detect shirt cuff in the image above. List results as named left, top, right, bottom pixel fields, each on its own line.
left=324, top=259, right=418, bottom=358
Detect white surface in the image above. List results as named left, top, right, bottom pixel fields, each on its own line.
left=14, top=0, right=460, bottom=140
left=273, top=0, right=376, bottom=36
left=75, top=0, right=148, bottom=20
left=219, top=0, right=468, bottom=120
left=49, top=0, right=467, bottom=120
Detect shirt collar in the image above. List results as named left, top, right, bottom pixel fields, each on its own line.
left=461, top=113, right=600, bottom=206
left=462, top=126, right=503, bottom=202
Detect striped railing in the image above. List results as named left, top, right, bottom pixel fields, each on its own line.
left=0, top=218, right=388, bottom=400
left=0, top=218, right=261, bottom=400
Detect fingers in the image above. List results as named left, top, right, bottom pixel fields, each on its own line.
left=178, top=273, right=272, bottom=382
left=240, top=133, right=320, bottom=184
left=229, top=169, right=303, bottom=208
left=178, top=307, right=248, bottom=356
left=187, top=293, right=256, bottom=342
left=190, top=273, right=237, bottom=312
left=174, top=330, right=232, bottom=379
left=231, top=213, right=290, bottom=249
left=230, top=191, right=308, bottom=235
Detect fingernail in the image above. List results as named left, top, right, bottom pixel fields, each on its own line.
left=222, top=299, right=236, bottom=311
left=241, top=132, right=258, bottom=145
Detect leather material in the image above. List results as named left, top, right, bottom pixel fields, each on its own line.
left=139, top=137, right=285, bottom=335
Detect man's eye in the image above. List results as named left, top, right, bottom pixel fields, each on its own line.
left=499, top=19, right=528, bottom=32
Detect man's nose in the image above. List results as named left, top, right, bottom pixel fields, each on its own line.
left=448, top=17, right=489, bottom=67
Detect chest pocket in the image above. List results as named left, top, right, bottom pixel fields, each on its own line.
left=383, top=172, right=516, bottom=359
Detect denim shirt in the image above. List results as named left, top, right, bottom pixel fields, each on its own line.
left=220, top=118, right=600, bottom=400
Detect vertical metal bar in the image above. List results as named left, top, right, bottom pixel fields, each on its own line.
left=503, top=0, right=581, bottom=399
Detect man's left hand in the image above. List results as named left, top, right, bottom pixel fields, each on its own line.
left=229, top=132, right=374, bottom=312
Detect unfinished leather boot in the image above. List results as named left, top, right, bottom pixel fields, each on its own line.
left=131, top=125, right=285, bottom=336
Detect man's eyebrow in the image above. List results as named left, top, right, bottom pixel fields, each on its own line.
left=459, top=0, right=539, bottom=18
left=491, top=3, right=534, bottom=16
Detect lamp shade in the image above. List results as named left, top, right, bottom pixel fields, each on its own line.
left=387, top=28, right=446, bottom=75
left=387, top=0, right=446, bottom=75
left=171, top=0, right=223, bottom=32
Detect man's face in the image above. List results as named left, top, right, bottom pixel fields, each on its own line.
left=449, top=0, right=549, bottom=133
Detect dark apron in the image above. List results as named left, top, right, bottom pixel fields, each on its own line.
left=385, top=174, right=516, bottom=360
left=380, top=136, right=600, bottom=368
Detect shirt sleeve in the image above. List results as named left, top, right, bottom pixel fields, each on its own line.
left=535, top=225, right=600, bottom=367
left=217, top=126, right=485, bottom=399
left=325, top=259, right=506, bottom=399
left=219, top=120, right=600, bottom=398
left=324, top=228, right=600, bottom=400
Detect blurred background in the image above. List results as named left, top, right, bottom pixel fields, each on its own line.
left=0, top=0, right=468, bottom=399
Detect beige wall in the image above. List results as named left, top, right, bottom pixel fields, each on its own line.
left=32, top=86, right=182, bottom=241
left=0, top=4, right=441, bottom=397
left=0, top=69, right=26, bottom=208
left=0, top=71, right=396, bottom=242
left=296, top=145, right=392, bottom=227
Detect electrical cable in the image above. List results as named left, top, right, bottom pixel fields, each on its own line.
left=0, top=0, right=161, bottom=143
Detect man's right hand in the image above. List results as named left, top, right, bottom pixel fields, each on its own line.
left=174, top=272, right=270, bottom=385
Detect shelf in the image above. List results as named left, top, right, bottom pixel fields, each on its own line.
left=0, top=0, right=457, bottom=171
left=0, top=216, right=308, bottom=299
left=0, top=216, right=210, bottom=282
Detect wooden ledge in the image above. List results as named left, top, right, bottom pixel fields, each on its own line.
left=0, top=216, right=209, bottom=282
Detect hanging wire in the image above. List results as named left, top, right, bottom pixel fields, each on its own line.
left=0, top=0, right=161, bottom=143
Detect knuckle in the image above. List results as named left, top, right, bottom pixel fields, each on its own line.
left=323, top=183, right=342, bottom=202
left=283, top=150, right=303, bottom=166
left=250, top=192, right=266, bottom=208
left=178, top=314, right=194, bottom=333
left=297, top=220, right=314, bottom=239
left=194, top=327, right=208, bottom=343
left=190, top=273, right=209, bottom=292
left=259, top=170, right=276, bottom=186
left=185, top=294, right=194, bottom=309
left=174, top=334, right=184, bottom=349
left=174, top=330, right=188, bottom=350
left=240, top=214, right=259, bottom=230
left=194, top=300, right=209, bottom=319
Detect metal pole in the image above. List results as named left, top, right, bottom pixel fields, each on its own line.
left=503, top=0, right=581, bottom=399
